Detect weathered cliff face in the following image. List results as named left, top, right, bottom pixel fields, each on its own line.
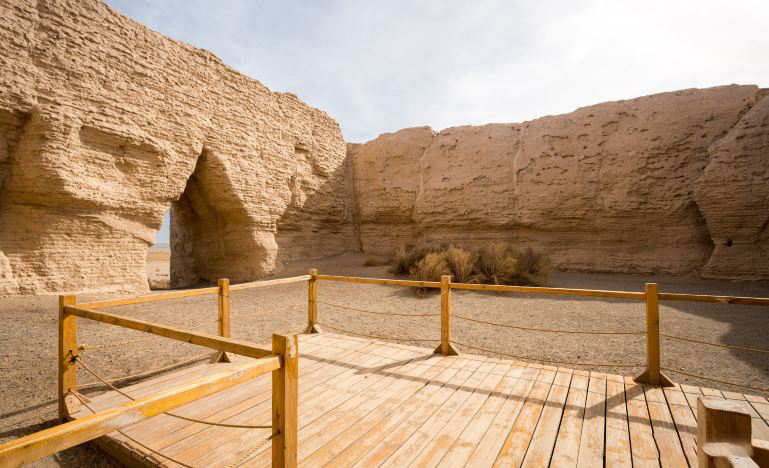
left=0, top=0, right=355, bottom=294
left=352, top=85, right=769, bottom=277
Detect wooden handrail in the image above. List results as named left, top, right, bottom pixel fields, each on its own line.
left=78, top=287, right=219, bottom=308
left=229, top=275, right=310, bottom=291
left=659, top=292, right=769, bottom=306
left=449, top=282, right=646, bottom=299
left=315, top=274, right=441, bottom=288
left=0, top=356, right=280, bottom=467
left=65, top=306, right=274, bottom=359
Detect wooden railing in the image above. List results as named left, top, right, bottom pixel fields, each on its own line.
left=3, top=268, right=769, bottom=467
left=0, top=275, right=309, bottom=468
left=308, top=269, right=769, bottom=392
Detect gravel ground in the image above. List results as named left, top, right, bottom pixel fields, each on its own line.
left=2, top=251, right=769, bottom=466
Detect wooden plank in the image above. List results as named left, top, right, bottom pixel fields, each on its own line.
left=66, top=306, right=273, bottom=359
left=302, top=358, right=461, bottom=467
left=550, top=370, right=590, bottom=466
left=521, top=370, right=573, bottom=467
left=662, top=384, right=698, bottom=467
left=164, top=342, right=398, bottom=463
left=466, top=365, right=542, bottom=466
left=407, top=362, right=512, bottom=467
left=438, top=363, right=527, bottom=467
left=0, top=357, right=279, bottom=467
left=449, top=282, right=646, bottom=300
left=119, top=337, right=373, bottom=460
left=625, top=379, right=660, bottom=468
left=576, top=372, right=607, bottom=467
left=58, top=295, right=78, bottom=420
left=493, top=368, right=556, bottom=466
left=216, top=349, right=446, bottom=466
left=340, top=358, right=486, bottom=466
left=378, top=359, right=498, bottom=467
left=78, top=287, right=219, bottom=309
left=644, top=385, right=688, bottom=468
left=658, top=292, right=769, bottom=306
left=315, top=274, right=442, bottom=289
left=604, top=374, right=632, bottom=467
left=228, top=275, right=310, bottom=291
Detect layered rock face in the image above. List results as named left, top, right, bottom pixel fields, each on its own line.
left=0, top=0, right=355, bottom=294
left=352, top=85, right=769, bottom=277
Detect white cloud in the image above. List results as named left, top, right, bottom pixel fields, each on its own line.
left=108, top=0, right=769, bottom=144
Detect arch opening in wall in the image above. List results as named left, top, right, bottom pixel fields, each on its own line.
left=169, top=148, right=264, bottom=288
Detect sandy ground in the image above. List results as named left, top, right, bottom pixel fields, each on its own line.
left=2, top=251, right=769, bottom=466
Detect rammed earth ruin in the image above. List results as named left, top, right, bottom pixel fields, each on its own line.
left=1, top=0, right=768, bottom=295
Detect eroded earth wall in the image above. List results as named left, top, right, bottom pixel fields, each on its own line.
left=352, top=85, right=769, bottom=278
left=0, top=0, right=355, bottom=294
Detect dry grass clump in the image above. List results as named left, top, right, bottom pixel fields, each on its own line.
left=390, top=242, right=550, bottom=289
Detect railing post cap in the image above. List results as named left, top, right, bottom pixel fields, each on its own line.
left=441, top=275, right=451, bottom=282
left=309, top=268, right=318, bottom=275
left=218, top=278, right=229, bottom=285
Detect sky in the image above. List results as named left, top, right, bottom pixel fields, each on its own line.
left=110, top=0, right=769, bottom=245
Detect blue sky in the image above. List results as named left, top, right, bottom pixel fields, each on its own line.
left=107, top=0, right=769, bottom=245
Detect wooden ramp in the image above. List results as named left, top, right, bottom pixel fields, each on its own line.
left=71, top=333, right=769, bottom=467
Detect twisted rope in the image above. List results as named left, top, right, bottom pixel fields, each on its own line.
left=660, top=334, right=769, bottom=354
left=662, top=367, right=769, bottom=394
left=75, top=355, right=272, bottom=429
left=452, top=340, right=645, bottom=368
left=78, top=319, right=218, bottom=351
left=317, top=321, right=439, bottom=342
left=70, top=391, right=195, bottom=468
left=318, top=300, right=440, bottom=317
left=453, top=314, right=646, bottom=335
left=225, top=433, right=276, bottom=467
left=78, top=353, right=211, bottom=389
left=231, top=303, right=305, bottom=321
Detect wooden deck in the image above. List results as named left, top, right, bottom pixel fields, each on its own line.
left=71, top=333, right=769, bottom=467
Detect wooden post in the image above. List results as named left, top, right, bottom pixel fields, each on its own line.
left=58, top=295, right=78, bottom=421
left=272, top=334, right=298, bottom=468
left=212, top=279, right=231, bottom=363
left=434, top=275, right=459, bottom=356
left=634, top=283, right=672, bottom=386
left=305, top=268, right=321, bottom=333
left=697, top=397, right=759, bottom=467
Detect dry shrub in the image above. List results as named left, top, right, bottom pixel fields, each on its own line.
left=409, top=252, right=450, bottom=282
left=391, top=241, right=550, bottom=289
left=476, top=242, right=518, bottom=284
left=515, top=247, right=551, bottom=286
left=445, top=245, right=475, bottom=283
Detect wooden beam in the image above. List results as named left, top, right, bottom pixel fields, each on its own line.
left=659, top=292, right=769, bottom=307
left=65, top=306, right=273, bottom=359
left=58, top=295, right=77, bottom=421
left=305, top=269, right=321, bottom=334
left=0, top=357, right=280, bottom=467
left=78, top=287, right=219, bottom=309
left=272, top=334, right=298, bottom=467
left=228, top=275, right=311, bottom=292
left=450, top=282, right=646, bottom=300
left=212, top=278, right=231, bottom=363
left=635, top=283, right=673, bottom=387
left=315, top=274, right=442, bottom=289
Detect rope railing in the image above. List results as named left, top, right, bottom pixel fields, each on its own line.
left=78, top=353, right=212, bottom=390
left=660, top=334, right=769, bottom=354
left=316, top=321, right=439, bottom=343
left=318, top=300, right=441, bottom=317
left=76, top=354, right=273, bottom=429
left=661, top=366, right=769, bottom=394
left=452, top=313, right=646, bottom=336
left=452, top=340, right=645, bottom=368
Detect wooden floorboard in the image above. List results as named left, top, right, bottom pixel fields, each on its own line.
left=69, top=333, right=769, bottom=467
